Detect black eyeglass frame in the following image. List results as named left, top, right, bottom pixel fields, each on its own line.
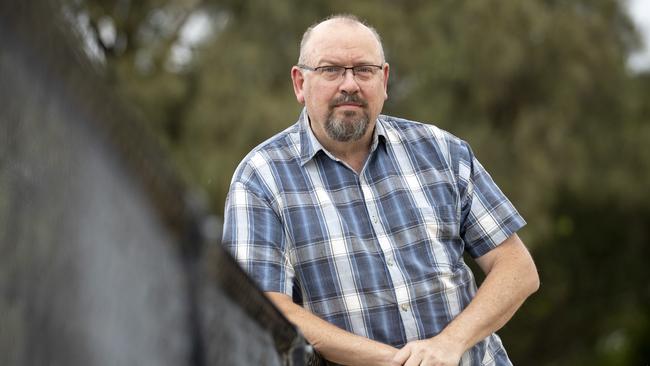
left=296, top=64, right=385, bottom=80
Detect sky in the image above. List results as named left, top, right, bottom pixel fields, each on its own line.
left=627, top=0, right=650, bottom=71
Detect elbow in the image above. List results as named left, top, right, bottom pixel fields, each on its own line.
left=526, top=263, right=540, bottom=296
left=530, top=271, right=540, bottom=295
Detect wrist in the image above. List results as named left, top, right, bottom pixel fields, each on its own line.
left=432, top=331, right=467, bottom=358
left=374, top=343, right=399, bottom=366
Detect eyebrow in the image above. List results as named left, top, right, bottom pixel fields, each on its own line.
left=317, top=59, right=380, bottom=66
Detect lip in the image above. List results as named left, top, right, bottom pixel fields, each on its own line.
left=335, top=103, right=363, bottom=108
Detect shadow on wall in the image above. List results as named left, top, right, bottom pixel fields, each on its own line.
left=0, top=2, right=318, bottom=365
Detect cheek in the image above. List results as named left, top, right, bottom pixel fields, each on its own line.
left=368, top=89, right=387, bottom=106
left=306, top=88, right=334, bottom=107
left=303, top=93, right=329, bottom=116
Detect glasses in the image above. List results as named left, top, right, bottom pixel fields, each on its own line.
left=297, top=64, right=384, bottom=82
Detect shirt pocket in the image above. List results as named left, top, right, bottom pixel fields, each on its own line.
left=416, top=204, right=459, bottom=239
left=414, top=204, right=461, bottom=271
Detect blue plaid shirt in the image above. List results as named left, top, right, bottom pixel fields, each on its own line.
left=222, top=110, right=524, bottom=365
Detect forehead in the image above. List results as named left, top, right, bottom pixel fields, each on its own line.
left=305, top=21, right=383, bottom=64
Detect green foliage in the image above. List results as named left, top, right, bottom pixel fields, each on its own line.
left=66, top=0, right=650, bottom=363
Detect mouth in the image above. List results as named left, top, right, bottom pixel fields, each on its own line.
left=334, top=103, right=363, bottom=108
left=329, top=94, right=368, bottom=110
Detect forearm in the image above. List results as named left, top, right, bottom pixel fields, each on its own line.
left=266, top=292, right=399, bottom=366
left=437, top=234, right=539, bottom=353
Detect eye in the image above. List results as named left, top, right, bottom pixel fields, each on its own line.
left=354, top=66, right=374, bottom=74
left=319, top=66, right=342, bottom=74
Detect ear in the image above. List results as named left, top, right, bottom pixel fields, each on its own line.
left=291, top=66, right=306, bottom=104
left=382, top=63, right=390, bottom=100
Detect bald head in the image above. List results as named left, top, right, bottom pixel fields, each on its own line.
left=298, top=14, right=385, bottom=66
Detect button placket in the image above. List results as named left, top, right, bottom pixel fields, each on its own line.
left=359, top=175, right=419, bottom=340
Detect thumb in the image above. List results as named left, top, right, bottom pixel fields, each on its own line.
left=392, top=344, right=411, bottom=365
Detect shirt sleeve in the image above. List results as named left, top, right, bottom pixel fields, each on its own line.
left=456, top=141, right=526, bottom=258
left=221, top=180, right=294, bottom=296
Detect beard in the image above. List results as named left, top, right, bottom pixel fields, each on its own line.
left=325, top=94, right=370, bottom=142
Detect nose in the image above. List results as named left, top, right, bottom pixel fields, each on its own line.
left=338, top=68, right=360, bottom=94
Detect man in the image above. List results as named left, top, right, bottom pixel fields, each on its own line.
left=222, top=14, right=539, bottom=366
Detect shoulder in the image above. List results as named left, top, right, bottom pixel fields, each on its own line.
left=230, top=121, right=302, bottom=190
left=379, top=114, right=473, bottom=164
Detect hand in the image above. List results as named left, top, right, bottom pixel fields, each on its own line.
left=391, top=335, right=464, bottom=366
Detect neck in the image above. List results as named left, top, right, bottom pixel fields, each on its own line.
left=328, top=136, right=373, bottom=173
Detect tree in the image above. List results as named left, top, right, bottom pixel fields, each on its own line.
left=61, top=0, right=650, bottom=363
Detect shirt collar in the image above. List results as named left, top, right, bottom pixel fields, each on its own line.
left=298, top=107, right=387, bottom=166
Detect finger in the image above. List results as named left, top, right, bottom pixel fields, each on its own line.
left=403, top=352, right=422, bottom=366
left=392, top=344, right=411, bottom=365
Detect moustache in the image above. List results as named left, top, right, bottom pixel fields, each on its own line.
left=329, top=94, right=368, bottom=108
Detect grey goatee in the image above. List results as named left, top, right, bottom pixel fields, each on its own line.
left=325, top=94, right=370, bottom=142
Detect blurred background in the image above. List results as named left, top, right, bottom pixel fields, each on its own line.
left=6, top=0, right=650, bottom=364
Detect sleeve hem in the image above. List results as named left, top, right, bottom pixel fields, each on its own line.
left=466, top=218, right=526, bottom=258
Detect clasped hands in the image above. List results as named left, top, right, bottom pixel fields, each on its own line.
left=387, top=334, right=464, bottom=366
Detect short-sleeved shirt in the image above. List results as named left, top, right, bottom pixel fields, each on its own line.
left=222, top=110, right=525, bottom=365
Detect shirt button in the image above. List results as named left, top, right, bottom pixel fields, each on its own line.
left=387, top=258, right=395, bottom=267
left=400, top=303, right=410, bottom=312
left=372, top=215, right=378, bottom=224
